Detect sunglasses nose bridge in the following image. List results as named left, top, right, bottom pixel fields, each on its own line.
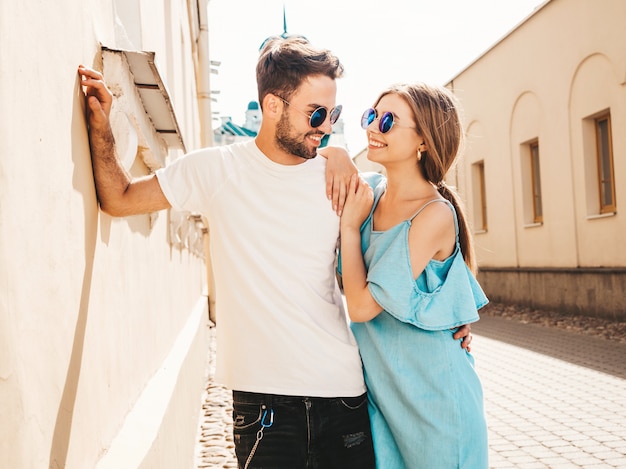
left=312, top=105, right=342, bottom=129
left=361, top=108, right=396, bottom=133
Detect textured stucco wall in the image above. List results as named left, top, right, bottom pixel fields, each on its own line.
left=0, top=1, right=211, bottom=467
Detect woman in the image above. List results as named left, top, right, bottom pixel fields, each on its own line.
left=339, top=82, right=489, bottom=468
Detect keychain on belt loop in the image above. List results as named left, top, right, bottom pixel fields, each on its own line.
left=244, top=406, right=274, bottom=469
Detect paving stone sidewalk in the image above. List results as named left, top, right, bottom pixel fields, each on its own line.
left=194, top=327, right=237, bottom=469
left=472, top=316, right=626, bottom=468
left=194, top=316, right=626, bottom=468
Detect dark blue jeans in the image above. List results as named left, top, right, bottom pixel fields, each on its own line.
left=232, top=391, right=375, bottom=469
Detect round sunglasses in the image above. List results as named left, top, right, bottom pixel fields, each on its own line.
left=281, top=98, right=342, bottom=128
left=361, top=107, right=415, bottom=134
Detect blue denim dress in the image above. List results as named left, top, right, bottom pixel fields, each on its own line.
left=346, top=173, right=489, bottom=469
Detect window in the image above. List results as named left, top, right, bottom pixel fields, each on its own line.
left=582, top=110, right=617, bottom=217
left=529, top=141, right=543, bottom=223
left=520, top=139, right=543, bottom=225
left=472, top=161, right=488, bottom=232
left=595, top=113, right=616, bottom=213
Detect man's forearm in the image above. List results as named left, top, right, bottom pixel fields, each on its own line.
left=79, top=65, right=170, bottom=217
left=89, top=123, right=131, bottom=214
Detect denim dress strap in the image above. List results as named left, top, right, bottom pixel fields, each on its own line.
left=408, top=198, right=459, bottom=240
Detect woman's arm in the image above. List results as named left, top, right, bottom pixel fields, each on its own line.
left=318, top=146, right=358, bottom=216
left=340, top=175, right=382, bottom=322
left=408, top=202, right=473, bottom=350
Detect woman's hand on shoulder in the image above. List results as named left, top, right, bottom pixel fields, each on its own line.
left=319, top=145, right=358, bottom=215
left=341, top=174, right=373, bottom=232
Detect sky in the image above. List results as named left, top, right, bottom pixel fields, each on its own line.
left=207, top=0, right=546, bottom=154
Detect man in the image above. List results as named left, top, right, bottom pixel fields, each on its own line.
left=78, top=36, right=470, bottom=468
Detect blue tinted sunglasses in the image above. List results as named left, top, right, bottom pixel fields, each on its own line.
left=281, top=98, right=342, bottom=128
left=361, top=107, right=414, bottom=134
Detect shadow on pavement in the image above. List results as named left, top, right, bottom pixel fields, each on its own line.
left=473, top=315, right=626, bottom=380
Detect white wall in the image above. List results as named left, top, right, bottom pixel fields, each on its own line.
left=0, top=1, right=211, bottom=467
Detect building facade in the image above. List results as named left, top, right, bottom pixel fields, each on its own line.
left=0, top=1, right=215, bottom=467
left=446, top=0, right=626, bottom=319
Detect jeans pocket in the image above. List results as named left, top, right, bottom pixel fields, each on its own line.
left=339, top=393, right=368, bottom=410
left=232, top=402, right=265, bottom=433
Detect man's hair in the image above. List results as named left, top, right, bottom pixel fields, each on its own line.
left=256, top=36, right=344, bottom=108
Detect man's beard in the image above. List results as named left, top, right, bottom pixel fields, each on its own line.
left=275, top=112, right=321, bottom=160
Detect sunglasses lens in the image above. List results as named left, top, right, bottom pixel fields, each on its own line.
left=361, top=108, right=376, bottom=129
left=380, top=112, right=395, bottom=133
left=329, top=105, right=342, bottom=125
left=309, top=108, right=327, bottom=128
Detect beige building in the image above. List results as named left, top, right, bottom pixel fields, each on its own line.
left=449, top=0, right=625, bottom=320
left=354, top=0, right=625, bottom=320
left=1, top=1, right=215, bottom=468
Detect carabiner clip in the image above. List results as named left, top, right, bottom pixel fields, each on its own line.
left=260, top=408, right=274, bottom=428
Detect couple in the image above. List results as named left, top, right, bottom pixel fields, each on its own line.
left=78, top=35, right=488, bottom=469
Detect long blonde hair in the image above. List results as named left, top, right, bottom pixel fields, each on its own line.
left=374, top=83, right=477, bottom=274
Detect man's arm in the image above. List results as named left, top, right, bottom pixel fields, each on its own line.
left=454, top=325, right=472, bottom=351
left=78, top=65, right=170, bottom=217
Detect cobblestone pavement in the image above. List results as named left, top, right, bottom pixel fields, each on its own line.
left=479, top=303, right=626, bottom=344
left=472, top=315, right=626, bottom=468
left=194, top=327, right=237, bottom=469
left=194, top=305, right=626, bottom=468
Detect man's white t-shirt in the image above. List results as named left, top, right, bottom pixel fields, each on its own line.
left=156, top=140, right=365, bottom=397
